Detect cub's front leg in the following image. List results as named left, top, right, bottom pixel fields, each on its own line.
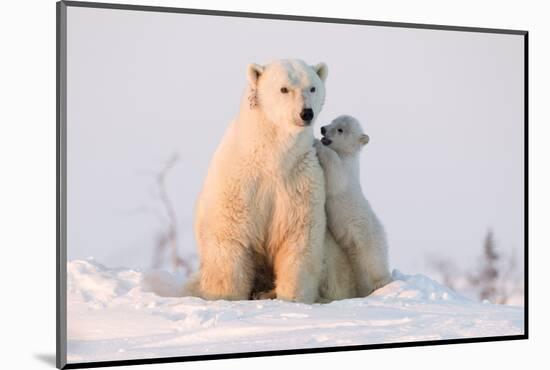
left=314, top=140, right=347, bottom=195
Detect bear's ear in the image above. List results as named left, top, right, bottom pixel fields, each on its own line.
left=313, top=62, right=328, bottom=82
left=247, top=63, right=265, bottom=86
left=359, top=134, right=370, bottom=145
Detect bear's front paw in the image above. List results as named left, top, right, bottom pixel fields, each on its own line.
left=251, top=288, right=277, bottom=300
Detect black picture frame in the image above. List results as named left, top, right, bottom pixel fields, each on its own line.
left=56, top=1, right=529, bottom=368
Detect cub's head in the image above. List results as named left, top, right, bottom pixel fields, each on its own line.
left=320, top=115, right=370, bottom=155
left=247, top=59, right=328, bottom=130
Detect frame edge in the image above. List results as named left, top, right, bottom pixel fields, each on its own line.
left=57, top=1, right=68, bottom=369
left=523, top=31, right=529, bottom=339
left=62, top=0, right=527, bottom=35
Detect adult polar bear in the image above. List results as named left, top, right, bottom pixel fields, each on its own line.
left=190, top=59, right=355, bottom=303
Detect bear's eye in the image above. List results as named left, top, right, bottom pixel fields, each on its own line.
left=280, top=87, right=289, bottom=94
left=310, top=86, right=316, bottom=93
left=338, top=128, right=343, bottom=133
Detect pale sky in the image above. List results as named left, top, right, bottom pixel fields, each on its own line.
left=66, top=6, right=525, bottom=275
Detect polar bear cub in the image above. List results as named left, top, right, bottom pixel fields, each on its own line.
left=314, top=115, right=392, bottom=296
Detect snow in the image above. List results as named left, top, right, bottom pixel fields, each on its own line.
left=67, top=259, right=524, bottom=364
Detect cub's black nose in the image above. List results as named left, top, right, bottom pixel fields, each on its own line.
left=321, top=126, right=326, bottom=135
left=321, top=137, right=332, bottom=146
left=300, top=108, right=314, bottom=123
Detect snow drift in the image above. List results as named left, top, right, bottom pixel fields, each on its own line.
left=67, top=259, right=524, bottom=364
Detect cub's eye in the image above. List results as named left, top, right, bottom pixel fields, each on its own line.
left=338, top=128, right=343, bottom=133
left=280, top=87, right=289, bottom=94
left=310, top=86, right=316, bottom=93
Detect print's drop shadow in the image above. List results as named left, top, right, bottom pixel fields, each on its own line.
left=34, top=353, right=56, bottom=367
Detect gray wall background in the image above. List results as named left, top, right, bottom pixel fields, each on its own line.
left=66, top=7, right=524, bottom=274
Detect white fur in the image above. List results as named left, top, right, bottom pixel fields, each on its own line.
left=190, top=59, right=329, bottom=303
left=318, top=229, right=357, bottom=301
left=315, top=115, right=392, bottom=296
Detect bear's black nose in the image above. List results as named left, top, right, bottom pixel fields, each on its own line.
left=321, top=126, right=326, bottom=135
left=300, top=108, right=314, bottom=123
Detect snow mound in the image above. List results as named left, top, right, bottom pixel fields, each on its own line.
left=67, top=259, right=141, bottom=307
left=67, top=259, right=524, bottom=364
left=371, top=270, right=461, bottom=301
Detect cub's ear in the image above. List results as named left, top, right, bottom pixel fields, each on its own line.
left=313, top=62, right=328, bottom=82
left=247, top=63, right=265, bottom=85
left=359, top=134, right=370, bottom=145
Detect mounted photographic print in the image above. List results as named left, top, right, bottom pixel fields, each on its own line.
left=56, top=1, right=528, bottom=368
